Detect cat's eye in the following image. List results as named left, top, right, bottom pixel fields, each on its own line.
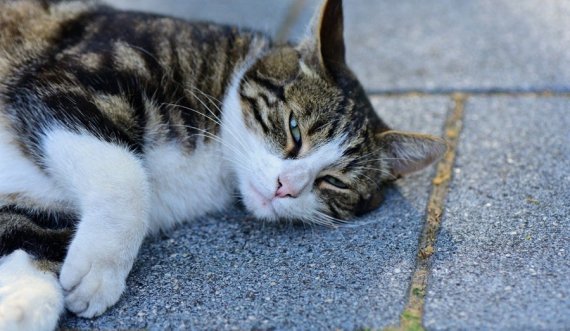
left=322, top=175, right=349, bottom=189
left=289, top=114, right=302, bottom=145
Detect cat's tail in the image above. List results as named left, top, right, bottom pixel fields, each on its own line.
left=0, top=208, right=73, bottom=331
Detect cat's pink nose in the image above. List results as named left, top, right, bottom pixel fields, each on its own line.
left=275, top=176, right=307, bottom=198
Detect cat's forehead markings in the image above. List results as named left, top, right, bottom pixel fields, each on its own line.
left=113, top=41, right=151, bottom=79
left=241, top=81, right=259, bottom=98
left=303, top=135, right=348, bottom=170
left=241, top=80, right=280, bottom=106
left=80, top=52, right=103, bottom=71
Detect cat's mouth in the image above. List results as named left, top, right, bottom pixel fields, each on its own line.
left=246, top=182, right=278, bottom=219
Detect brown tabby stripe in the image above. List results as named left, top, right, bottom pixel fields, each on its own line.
left=241, top=95, right=269, bottom=134
left=0, top=208, right=73, bottom=262
left=307, top=118, right=329, bottom=137
left=251, top=76, right=286, bottom=101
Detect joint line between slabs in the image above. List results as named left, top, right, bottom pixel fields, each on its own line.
left=388, top=93, right=467, bottom=331
left=366, top=89, right=570, bottom=98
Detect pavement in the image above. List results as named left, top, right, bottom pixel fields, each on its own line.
left=62, top=1, right=570, bottom=330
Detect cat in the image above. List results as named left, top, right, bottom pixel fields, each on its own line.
left=0, top=0, right=446, bottom=330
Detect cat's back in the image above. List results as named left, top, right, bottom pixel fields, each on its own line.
left=0, top=0, right=91, bottom=75
left=0, top=0, right=262, bottom=150
left=1, top=0, right=258, bottom=90
left=0, top=0, right=239, bottom=80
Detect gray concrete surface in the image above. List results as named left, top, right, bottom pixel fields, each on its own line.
left=107, top=0, right=298, bottom=38
left=303, top=0, right=570, bottom=92
left=62, top=97, right=449, bottom=330
left=425, top=97, right=570, bottom=330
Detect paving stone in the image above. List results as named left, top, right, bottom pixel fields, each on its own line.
left=424, top=97, right=570, bottom=330
left=61, top=96, right=449, bottom=330
left=297, top=0, right=570, bottom=91
left=106, top=0, right=296, bottom=37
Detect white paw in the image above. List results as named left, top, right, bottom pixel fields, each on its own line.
left=0, top=250, right=63, bottom=331
left=60, top=245, right=129, bottom=318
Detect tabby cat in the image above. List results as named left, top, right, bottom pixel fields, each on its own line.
left=0, top=0, right=446, bottom=329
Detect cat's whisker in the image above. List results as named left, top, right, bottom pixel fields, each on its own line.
left=221, top=157, right=253, bottom=174
left=181, top=89, right=223, bottom=123
left=303, top=210, right=346, bottom=228
left=186, top=86, right=224, bottom=111
left=162, top=98, right=246, bottom=154
left=165, top=125, right=252, bottom=172
left=316, top=211, right=349, bottom=226
left=336, top=218, right=380, bottom=229
left=303, top=215, right=331, bottom=227
left=183, top=87, right=251, bottom=152
left=166, top=123, right=241, bottom=156
left=349, top=154, right=415, bottom=169
left=161, top=102, right=223, bottom=127
left=353, top=171, right=382, bottom=186
left=129, top=45, right=161, bottom=68
left=351, top=165, right=394, bottom=178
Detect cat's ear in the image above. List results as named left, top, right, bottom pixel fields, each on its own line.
left=377, top=131, right=448, bottom=177
left=308, top=0, right=346, bottom=74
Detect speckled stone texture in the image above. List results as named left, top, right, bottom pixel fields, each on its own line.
left=424, top=97, right=570, bottom=330
left=341, top=0, right=570, bottom=91
left=108, top=0, right=297, bottom=38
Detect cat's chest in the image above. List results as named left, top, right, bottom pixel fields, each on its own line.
left=144, top=142, right=234, bottom=232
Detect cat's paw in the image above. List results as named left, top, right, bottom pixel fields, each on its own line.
left=0, top=250, right=63, bottom=331
left=60, top=246, right=129, bottom=318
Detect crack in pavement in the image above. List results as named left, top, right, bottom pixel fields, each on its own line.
left=384, top=93, right=467, bottom=331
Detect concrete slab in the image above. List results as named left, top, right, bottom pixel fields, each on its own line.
left=61, top=96, right=449, bottom=330
left=424, top=97, right=570, bottom=330
left=298, top=0, right=570, bottom=92
left=105, top=0, right=296, bottom=37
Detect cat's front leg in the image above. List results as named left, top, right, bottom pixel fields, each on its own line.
left=43, top=131, right=150, bottom=318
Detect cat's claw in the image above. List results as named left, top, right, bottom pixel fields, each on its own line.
left=60, top=246, right=128, bottom=318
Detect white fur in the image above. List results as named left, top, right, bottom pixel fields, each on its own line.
left=42, top=130, right=150, bottom=318
left=221, top=71, right=347, bottom=221
left=0, top=250, right=63, bottom=331
left=0, top=115, right=70, bottom=210
left=145, top=141, right=233, bottom=233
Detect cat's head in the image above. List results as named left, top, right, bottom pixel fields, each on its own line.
left=222, top=0, right=446, bottom=224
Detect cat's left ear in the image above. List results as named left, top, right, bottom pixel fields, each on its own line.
left=377, top=131, right=448, bottom=177
left=308, top=0, right=346, bottom=75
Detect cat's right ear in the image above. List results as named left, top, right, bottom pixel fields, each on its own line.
left=304, top=0, right=346, bottom=76
left=376, top=131, right=448, bottom=178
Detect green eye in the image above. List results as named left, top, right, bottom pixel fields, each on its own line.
left=289, top=114, right=302, bottom=145
left=322, top=175, right=349, bottom=189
